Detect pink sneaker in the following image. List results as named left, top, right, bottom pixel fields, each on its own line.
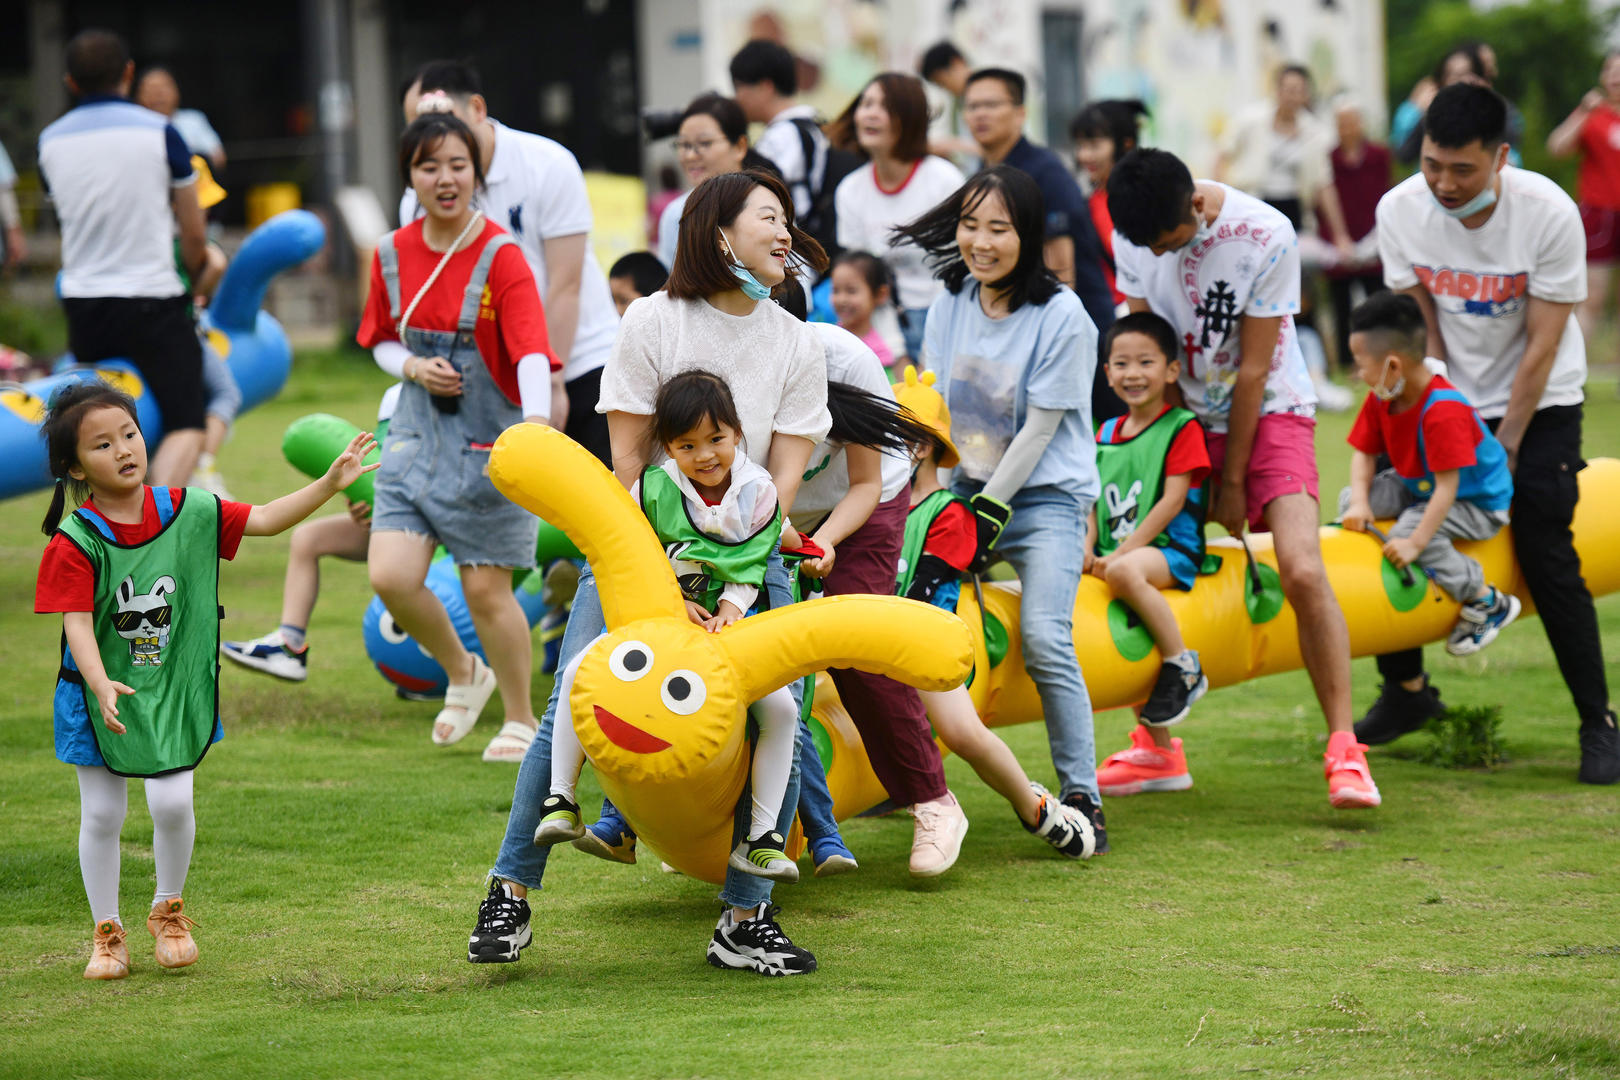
left=1097, top=726, right=1193, bottom=796
left=1325, top=731, right=1382, bottom=809
left=909, top=792, right=968, bottom=877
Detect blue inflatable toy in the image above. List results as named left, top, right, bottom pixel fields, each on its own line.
left=362, top=554, right=551, bottom=697
left=0, top=209, right=325, bottom=500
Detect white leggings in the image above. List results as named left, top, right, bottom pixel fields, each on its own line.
left=549, top=636, right=798, bottom=840
left=75, top=765, right=196, bottom=924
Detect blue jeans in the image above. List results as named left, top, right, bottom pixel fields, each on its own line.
left=490, top=551, right=802, bottom=909
left=795, top=707, right=840, bottom=843
left=900, top=306, right=929, bottom=364
left=956, top=482, right=1099, bottom=801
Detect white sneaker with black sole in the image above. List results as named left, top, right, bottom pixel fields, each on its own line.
left=706, top=902, right=816, bottom=976
left=220, top=630, right=308, bottom=682
left=467, top=879, right=531, bottom=963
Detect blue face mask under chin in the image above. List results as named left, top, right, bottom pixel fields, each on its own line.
left=719, top=228, right=773, bottom=300
left=1433, top=181, right=1498, bottom=221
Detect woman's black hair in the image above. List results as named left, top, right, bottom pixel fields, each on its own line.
left=399, top=113, right=486, bottom=191
left=890, top=165, right=1060, bottom=313
left=826, top=382, right=937, bottom=454
left=831, top=250, right=894, bottom=303
left=654, top=370, right=744, bottom=449
left=1068, top=99, right=1149, bottom=161
left=39, top=381, right=141, bottom=536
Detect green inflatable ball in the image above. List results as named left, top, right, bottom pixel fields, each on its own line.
left=282, top=413, right=385, bottom=505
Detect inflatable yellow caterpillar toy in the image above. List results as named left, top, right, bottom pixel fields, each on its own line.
left=806, top=459, right=1620, bottom=818
left=488, top=424, right=974, bottom=883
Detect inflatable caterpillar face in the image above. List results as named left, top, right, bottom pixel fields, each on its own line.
left=488, top=425, right=974, bottom=788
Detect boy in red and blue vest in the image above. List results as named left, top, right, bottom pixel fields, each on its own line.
left=1340, top=292, right=1519, bottom=658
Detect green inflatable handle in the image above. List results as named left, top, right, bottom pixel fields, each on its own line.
left=282, top=413, right=384, bottom=505
left=280, top=413, right=584, bottom=564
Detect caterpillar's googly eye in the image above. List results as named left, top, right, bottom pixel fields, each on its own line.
left=608, top=640, right=654, bottom=682
left=659, top=670, right=707, bottom=715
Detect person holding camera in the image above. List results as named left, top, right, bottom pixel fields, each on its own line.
left=359, top=111, right=558, bottom=764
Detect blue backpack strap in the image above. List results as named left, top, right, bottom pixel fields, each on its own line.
left=152, top=485, right=176, bottom=526
left=1098, top=416, right=1120, bottom=443
left=73, top=504, right=116, bottom=542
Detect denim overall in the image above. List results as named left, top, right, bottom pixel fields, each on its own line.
left=371, top=229, right=538, bottom=567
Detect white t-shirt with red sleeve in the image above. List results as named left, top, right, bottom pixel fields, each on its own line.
left=357, top=218, right=557, bottom=407
left=834, top=155, right=966, bottom=311
left=1112, top=183, right=1317, bottom=433
left=36, top=488, right=252, bottom=614
left=1376, top=166, right=1587, bottom=420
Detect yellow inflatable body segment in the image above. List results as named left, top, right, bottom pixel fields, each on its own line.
left=809, top=458, right=1620, bottom=819
left=488, top=424, right=974, bottom=883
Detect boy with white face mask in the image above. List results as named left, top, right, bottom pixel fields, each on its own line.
left=1339, top=292, right=1518, bottom=656
left=1369, top=83, right=1618, bottom=785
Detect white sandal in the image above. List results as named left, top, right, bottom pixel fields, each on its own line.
left=481, top=720, right=535, bottom=763
left=432, top=655, right=497, bottom=746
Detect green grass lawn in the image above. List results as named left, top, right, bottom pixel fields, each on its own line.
left=1, top=346, right=1617, bottom=1079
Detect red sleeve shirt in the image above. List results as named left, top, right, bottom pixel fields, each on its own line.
left=356, top=219, right=558, bottom=406
left=36, top=488, right=252, bottom=613
left=922, top=500, right=978, bottom=572
left=1577, top=105, right=1620, bottom=210
left=1346, top=375, right=1482, bottom=481
left=1163, top=418, right=1211, bottom=488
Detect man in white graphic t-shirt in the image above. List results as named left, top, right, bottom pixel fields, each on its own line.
left=1107, top=148, right=1379, bottom=811
left=1369, top=83, right=1615, bottom=784
left=399, top=61, right=619, bottom=467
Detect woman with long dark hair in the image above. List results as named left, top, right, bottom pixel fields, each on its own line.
left=828, top=72, right=965, bottom=362
left=470, top=168, right=831, bottom=977
left=895, top=165, right=1109, bottom=849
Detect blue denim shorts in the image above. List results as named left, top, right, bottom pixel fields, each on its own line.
left=372, top=432, right=538, bottom=568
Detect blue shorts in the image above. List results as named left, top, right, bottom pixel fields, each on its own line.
left=1163, top=546, right=1199, bottom=592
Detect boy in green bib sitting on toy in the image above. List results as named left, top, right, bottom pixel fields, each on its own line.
left=1085, top=312, right=1213, bottom=797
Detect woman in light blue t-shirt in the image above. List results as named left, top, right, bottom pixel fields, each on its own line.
left=894, top=165, right=1109, bottom=848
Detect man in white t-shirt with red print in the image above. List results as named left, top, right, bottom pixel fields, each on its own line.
left=400, top=61, right=618, bottom=467
left=1107, top=148, right=1379, bottom=810
left=1370, top=83, right=1616, bottom=785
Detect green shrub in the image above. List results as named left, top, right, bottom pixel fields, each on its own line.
left=1420, top=704, right=1506, bottom=770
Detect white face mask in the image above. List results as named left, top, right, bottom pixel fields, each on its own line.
left=1369, top=359, right=1406, bottom=402
left=1432, top=180, right=1498, bottom=220
left=1179, top=215, right=1216, bottom=252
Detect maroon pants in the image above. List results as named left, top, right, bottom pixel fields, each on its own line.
left=821, top=489, right=949, bottom=805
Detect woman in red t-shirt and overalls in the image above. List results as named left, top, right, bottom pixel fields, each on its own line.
left=358, top=105, right=560, bottom=763
left=1549, top=52, right=1620, bottom=348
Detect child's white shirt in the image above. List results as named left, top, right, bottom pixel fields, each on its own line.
left=631, top=457, right=779, bottom=613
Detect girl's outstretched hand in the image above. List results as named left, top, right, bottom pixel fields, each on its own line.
left=703, top=600, right=744, bottom=633
left=93, top=680, right=134, bottom=734
left=326, top=432, right=380, bottom=493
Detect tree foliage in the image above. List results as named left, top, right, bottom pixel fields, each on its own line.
left=1385, top=0, right=1613, bottom=185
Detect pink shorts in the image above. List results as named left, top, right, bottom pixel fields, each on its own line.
left=1205, top=413, right=1320, bottom=530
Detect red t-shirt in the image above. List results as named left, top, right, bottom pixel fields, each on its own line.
left=1088, top=187, right=1122, bottom=304
left=36, top=488, right=251, bottom=614
left=922, top=499, right=978, bottom=572
left=356, top=218, right=558, bottom=406
left=1347, top=374, right=1482, bottom=481
left=1577, top=104, right=1620, bottom=210
left=1098, top=405, right=1212, bottom=488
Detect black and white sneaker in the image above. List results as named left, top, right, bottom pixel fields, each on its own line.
left=706, top=903, right=816, bottom=977
left=1354, top=674, right=1446, bottom=746
left=1445, top=587, right=1521, bottom=656
left=1024, top=782, right=1095, bottom=859
left=1062, top=792, right=1109, bottom=855
left=219, top=630, right=308, bottom=682
left=1140, top=650, right=1208, bottom=726
left=467, top=879, right=531, bottom=964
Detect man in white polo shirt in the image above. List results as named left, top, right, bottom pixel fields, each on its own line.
left=1367, top=83, right=1616, bottom=784
left=399, top=60, right=617, bottom=466
left=39, top=28, right=209, bottom=485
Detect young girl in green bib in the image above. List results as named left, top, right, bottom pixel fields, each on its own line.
left=36, top=383, right=376, bottom=981
left=534, top=370, right=803, bottom=882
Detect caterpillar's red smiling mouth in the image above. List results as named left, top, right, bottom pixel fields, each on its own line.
left=594, top=705, right=672, bottom=753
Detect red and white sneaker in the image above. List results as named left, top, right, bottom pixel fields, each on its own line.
left=1325, top=731, right=1381, bottom=809
left=1097, top=726, right=1193, bottom=797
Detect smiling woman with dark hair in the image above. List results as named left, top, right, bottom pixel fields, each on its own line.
left=893, top=164, right=1110, bottom=848
left=828, top=72, right=965, bottom=362
left=470, top=166, right=837, bottom=978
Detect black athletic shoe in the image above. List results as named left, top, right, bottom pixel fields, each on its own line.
left=1578, top=711, right=1620, bottom=785
left=1062, top=792, right=1109, bottom=855
left=706, top=903, right=816, bottom=977
left=467, top=879, right=531, bottom=964
left=1140, top=650, right=1209, bottom=727
left=1024, top=783, right=1095, bottom=859
left=1353, top=675, right=1446, bottom=746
